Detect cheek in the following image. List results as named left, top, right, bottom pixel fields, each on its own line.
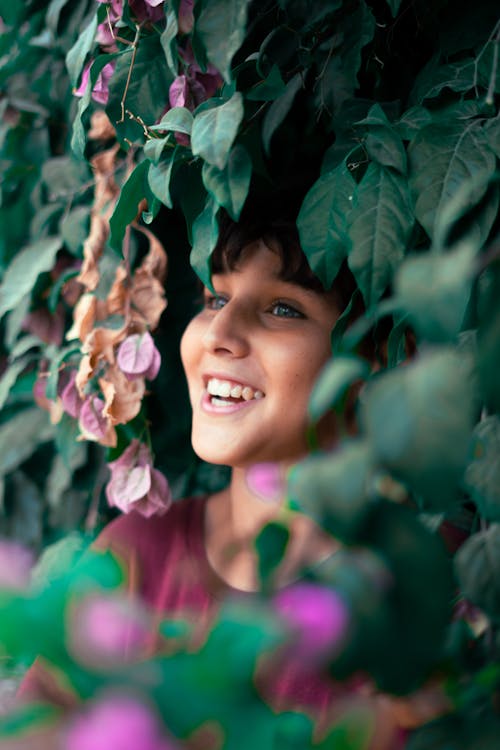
left=180, top=318, right=201, bottom=382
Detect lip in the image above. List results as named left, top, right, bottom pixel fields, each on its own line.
left=201, top=390, right=261, bottom=415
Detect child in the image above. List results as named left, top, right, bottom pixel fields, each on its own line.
left=19, top=205, right=432, bottom=747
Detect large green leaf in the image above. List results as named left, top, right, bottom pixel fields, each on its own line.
left=297, top=160, right=355, bottom=288
left=191, top=92, right=244, bottom=170
left=408, top=120, right=496, bottom=238
left=196, top=0, right=251, bottom=83
left=362, top=348, right=475, bottom=510
left=201, top=143, right=252, bottom=220
left=355, top=104, right=407, bottom=174
left=160, top=9, right=179, bottom=77
left=464, top=416, right=500, bottom=523
left=0, top=237, right=61, bottom=319
left=410, top=57, right=477, bottom=104
left=347, top=163, right=414, bottom=307
left=109, top=160, right=151, bottom=253
left=190, top=197, right=219, bottom=289
left=308, top=355, right=369, bottom=422
left=395, top=244, right=475, bottom=343
left=148, top=151, right=179, bottom=210
left=262, top=72, right=302, bottom=154
left=0, top=409, right=54, bottom=477
left=455, top=525, right=500, bottom=623
left=65, top=13, right=98, bottom=88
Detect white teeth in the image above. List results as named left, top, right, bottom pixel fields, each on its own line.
left=206, top=378, right=264, bottom=401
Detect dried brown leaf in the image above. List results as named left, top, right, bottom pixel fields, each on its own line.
left=88, top=111, right=116, bottom=141
left=106, top=263, right=129, bottom=316
left=135, top=225, right=168, bottom=282
left=66, top=294, right=97, bottom=342
left=130, top=269, right=167, bottom=330
left=77, top=214, right=109, bottom=291
left=99, top=364, right=145, bottom=425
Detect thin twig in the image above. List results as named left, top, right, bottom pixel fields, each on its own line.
left=118, top=24, right=142, bottom=123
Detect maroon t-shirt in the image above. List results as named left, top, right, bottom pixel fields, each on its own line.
left=20, top=496, right=407, bottom=746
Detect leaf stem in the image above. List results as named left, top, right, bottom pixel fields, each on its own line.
left=118, top=24, right=143, bottom=123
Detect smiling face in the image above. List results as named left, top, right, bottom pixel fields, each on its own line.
left=180, top=240, right=340, bottom=469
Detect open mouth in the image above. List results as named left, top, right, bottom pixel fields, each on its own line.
left=206, top=377, right=264, bottom=406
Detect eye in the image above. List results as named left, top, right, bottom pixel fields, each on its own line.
left=204, top=294, right=228, bottom=311
left=270, top=301, right=304, bottom=318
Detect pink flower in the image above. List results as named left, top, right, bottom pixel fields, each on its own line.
left=75, top=61, right=116, bottom=105
left=245, top=463, right=283, bottom=502
left=68, top=593, right=151, bottom=667
left=61, top=371, right=84, bottom=418
left=63, top=694, right=178, bottom=750
left=273, top=583, right=349, bottom=663
left=116, top=331, right=161, bottom=381
left=106, top=439, right=172, bottom=517
left=79, top=395, right=109, bottom=440
left=0, top=540, right=34, bottom=590
left=96, top=0, right=123, bottom=48
left=178, top=0, right=194, bottom=34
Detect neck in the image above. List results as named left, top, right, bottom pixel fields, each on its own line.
left=204, top=465, right=337, bottom=592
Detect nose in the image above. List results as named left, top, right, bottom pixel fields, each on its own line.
left=202, top=300, right=250, bottom=358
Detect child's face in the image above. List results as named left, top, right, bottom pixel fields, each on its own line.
left=180, top=240, right=340, bottom=468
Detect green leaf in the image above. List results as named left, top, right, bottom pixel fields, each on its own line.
left=356, top=104, right=407, bottom=174
left=65, top=13, right=97, bottom=88
left=408, top=120, right=496, bottom=238
left=149, top=106, right=194, bottom=135
left=196, top=0, right=251, bottom=83
left=148, top=150, right=179, bottom=209
left=109, top=160, right=150, bottom=253
left=362, top=348, right=475, bottom=511
left=160, top=10, right=179, bottom=77
left=255, top=521, right=290, bottom=586
left=478, top=266, right=500, bottom=413
left=262, top=72, right=302, bottom=155
left=455, top=525, right=500, bottom=623
left=347, top=164, right=414, bottom=307
left=45, top=344, right=81, bottom=401
left=201, top=143, right=251, bottom=220
left=0, top=237, right=61, bottom=319
left=190, top=198, right=219, bottom=288
left=71, top=52, right=119, bottom=159
left=246, top=64, right=286, bottom=101
left=465, top=416, right=500, bottom=523
left=0, top=358, right=29, bottom=410
left=384, top=0, right=404, bottom=16
left=308, top=356, right=369, bottom=422
left=0, top=409, right=54, bottom=477
left=60, top=206, right=90, bottom=256
left=288, top=440, right=375, bottom=545
left=106, top=36, right=174, bottom=147
left=297, top=160, right=355, bottom=288
left=411, top=57, right=476, bottom=104
left=191, top=92, right=244, bottom=170
left=395, top=244, right=475, bottom=343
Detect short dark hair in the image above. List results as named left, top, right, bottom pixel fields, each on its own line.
left=211, top=207, right=358, bottom=313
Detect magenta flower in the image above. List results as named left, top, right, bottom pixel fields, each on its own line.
left=273, top=583, right=349, bottom=663
left=116, top=331, right=161, bottom=381
left=106, top=439, right=172, bottom=517
left=75, top=61, right=116, bottom=105
left=68, top=593, right=151, bottom=667
left=63, top=694, right=178, bottom=750
left=96, top=0, right=123, bottom=48
left=0, top=540, right=34, bottom=590
left=61, top=370, right=84, bottom=419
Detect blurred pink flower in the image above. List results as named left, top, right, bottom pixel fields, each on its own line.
left=68, top=593, right=151, bottom=666
left=117, top=331, right=161, bottom=381
left=273, top=582, right=349, bottom=663
left=245, top=463, right=283, bottom=502
left=79, top=395, right=109, bottom=440
left=61, top=370, right=84, bottom=419
left=0, top=540, right=34, bottom=590
left=64, top=694, right=177, bottom=750
left=75, top=61, right=116, bottom=105
left=96, top=0, right=123, bottom=48
left=106, top=439, right=172, bottom=517
left=178, top=0, right=194, bottom=34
